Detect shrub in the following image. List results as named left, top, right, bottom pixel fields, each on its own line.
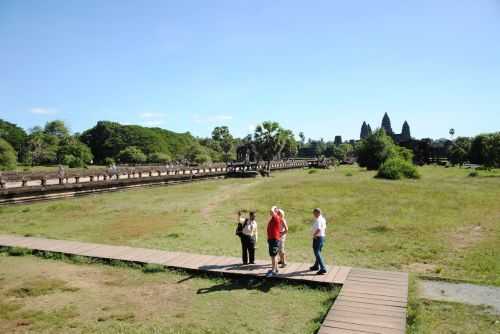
left=7, top=247, right=31, bottom=256
left=377, top=157, right=420, bottom=180
left=468, top=171, right=479, bottom=177
left=308, top=169, right=317, bottom=174
left=104, top=157, right=115, bottom=166
left=148, top=152, right=172, bottom=163
left=356, top=129, right=396, bottom=170
left=345, top=172, right=353, bottom=177
left=142, top=263, right=166, bottom=273
left=117, top=146, right=147, bottom=164
left=0, top=138, right=17, bottom=171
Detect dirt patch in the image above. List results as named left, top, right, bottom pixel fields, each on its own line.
left=102, top=209, right=177, bottom=241
left=450, top=224, right=484, bottom=250
left=200, top=181, right=261, bottom=221
left=402, top=262, right=439, bottom=274
left=0, top=256, right=193, bottom=327
left=419, top=280, right=500, bottom=314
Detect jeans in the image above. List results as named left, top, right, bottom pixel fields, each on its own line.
left=312, top=237, right=326, bottom=271
left=241, top=235, right=256, bottom=264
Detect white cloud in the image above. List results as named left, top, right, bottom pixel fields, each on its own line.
left=139, top=112, right=165, bottom=119
left=30, top=107, right=57, bottom=115
left=247, top=124, right=256, bottom=132
left=138, top=112, right=166, bottom=127
left=193, top=114, right=233, bottom=124
left=143, top=120, right=164, bottom=127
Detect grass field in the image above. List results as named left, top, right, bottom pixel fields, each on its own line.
left=0, top=254, right=334, bottom=334
left=1, top=165, right=499, bottom=333
left=0, top=165, right=498, bottom=285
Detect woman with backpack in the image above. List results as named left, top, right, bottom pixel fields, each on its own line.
left=236, top=211, right=258, bottom=264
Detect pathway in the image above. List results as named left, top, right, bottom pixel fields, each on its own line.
left=0, top=234, right=408, bottom=333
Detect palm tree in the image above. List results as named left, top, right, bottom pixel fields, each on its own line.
left=253, top=121, right=296, bottom=175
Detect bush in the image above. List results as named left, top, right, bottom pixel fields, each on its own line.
left=148, top=152, right=171, bottom=163
left=377, top=157, right=420, bottom=180
left=0, top=138, right=17, bottom=171
left=117, top=146, right=147, bottom=164
left=7, top=247, right=31, bottom=256
left=468, top=171, right=479, bottom=177
left=142, top=263, right=166, bottom=273
left=104, top=157, right=115, bottom=166
left=57, top=137, right=93, bottom=167
left=356, top=129, right=396, bottom=170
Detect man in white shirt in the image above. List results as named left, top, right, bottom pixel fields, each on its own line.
left=310, top=208, right=327, bottom=275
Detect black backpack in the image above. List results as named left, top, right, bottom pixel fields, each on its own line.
left=235, top=218, right=249, bottom=237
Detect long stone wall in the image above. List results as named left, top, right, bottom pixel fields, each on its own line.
left=0, top=160, right=310, bottom=204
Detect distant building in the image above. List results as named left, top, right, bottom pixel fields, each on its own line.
left=360, top=113, right=411, bottom=143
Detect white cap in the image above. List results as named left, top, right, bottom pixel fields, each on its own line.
left=271, top=206, right=278, bottom=212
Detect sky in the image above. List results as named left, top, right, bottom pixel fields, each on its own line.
left=1, top=0, right=499, bottom=141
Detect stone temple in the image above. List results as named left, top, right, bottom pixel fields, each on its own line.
left=360, top=113, right=411, bottom=143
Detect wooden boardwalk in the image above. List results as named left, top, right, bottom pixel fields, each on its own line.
left=0, top=234, right=408, bottom=333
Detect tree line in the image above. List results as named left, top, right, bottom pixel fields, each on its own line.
left=1, top=117, right=499, bottom=172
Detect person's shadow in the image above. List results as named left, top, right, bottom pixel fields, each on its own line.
left=196, top=277, right=277, bottom=294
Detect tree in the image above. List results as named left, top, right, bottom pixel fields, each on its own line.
left=185, top=144, right=211, bottom=164
left=117, top=146, right=147, bottom=164
left=279, top=129, right=298, bottom=159
left=367, top=124, right=372, bottom=136
left=356, top=129, right=397, bottom=170
left=26, top=127, right=59, bottom=165
left=80, top=121, right=195, bottom=163
left=211, top=126, right=234, bottom=162
left=470, top=133, right=500, bottom=167
left=0, top=119, right=27, bottom=161
left=0, top=138, right=17, bottom=171
left=299, top=132, right=306, bottom=146
left=57, top=136, right=94, bottom=168
left=401, top=121, right=411, bottom=141
left=334, top=135, right=342, bottom=146
left=148, top=152, right=172, bottom=163
left=360, top=121, right=369, bottom=139
left=44, top=120, right=70, bottom=139
left=253, top=121, right=295, bottom=173
left=325, top=143, right=353, bottom=162
left=381, top=112, right=393, bottom=135
left=448, top=137, right=471, bottom=166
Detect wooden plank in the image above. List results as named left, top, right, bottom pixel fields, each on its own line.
left=324, top=265, right=341, bottom=283
left=326, top=312, right=406, bottom=329
left=346, top=276, right=409, bottom=287
left=322, top=320, right=403, bottom=334
left=333, top=266, right=351, bottom=284
left=333, top=300, right=407, bottom=314
left=337, top=296, right=407, bottom=308
left=340, top=291, right=407, bottom=303
left=318, top=327, right=367, bottom=334
left=331, top=305, right=406, bottom=319
left=342, top=285, right=408, bottom=298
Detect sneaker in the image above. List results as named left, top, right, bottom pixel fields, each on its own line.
left=316, top=269, right=327, bottom=275
left=266, top=270, right=274, bottom=277
left=273, top=269, right=279, bottom=275
left=309, top=266, right=319, bottom=271
left=249, top=262, right=255, bottom=265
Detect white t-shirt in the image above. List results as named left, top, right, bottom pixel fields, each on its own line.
left=312, top=215, right=326, bottom=237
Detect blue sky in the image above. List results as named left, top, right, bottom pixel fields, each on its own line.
left=1, top=0, right=499, bottom=141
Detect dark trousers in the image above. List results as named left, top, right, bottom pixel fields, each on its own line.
left=312, top=237, right=326, bottom=271
left=241, top=235, right=256, bottom=264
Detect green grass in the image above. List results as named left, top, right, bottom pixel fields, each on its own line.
left=408, top=299, right=499, bottom=334
left=0, top=255, right=335, bottom=334
left=0, top=165, right=498, bottom=285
